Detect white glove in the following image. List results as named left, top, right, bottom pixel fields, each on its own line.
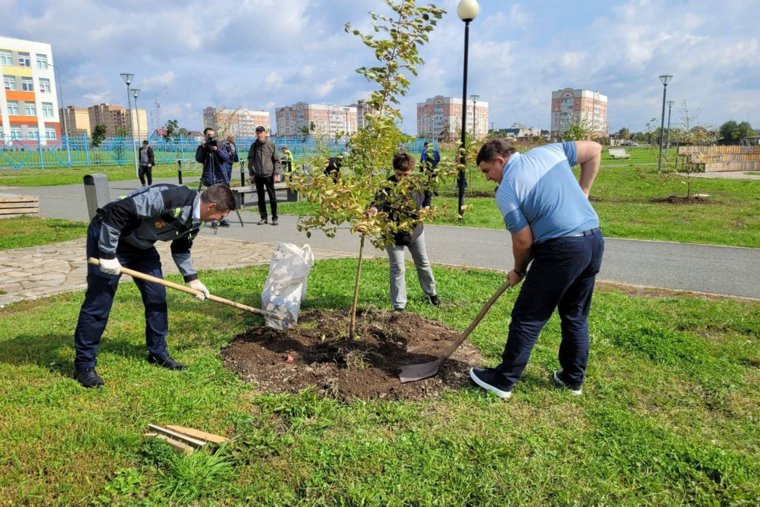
left=188, top=279, right=210, bottom=300
left=99, top=257, right=121, bottom=275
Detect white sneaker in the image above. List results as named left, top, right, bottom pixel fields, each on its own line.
left=552, top=370, right=582, bottom=396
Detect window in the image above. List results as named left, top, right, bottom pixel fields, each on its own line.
left=24, top=103, right=36, bottom=116
left=21, top=77, right=34, bottom=91
left=3, top=76, right=15, bottom=90
left=27, top=127, right=39, bottom=140
left=42, top=102, right=54, bottom=118
left=0, top=50, right=11, bottom=65
left=18, top=52, right=31, bottom=67
left=36, top=54, right=48, bottom=69
left=11, top=127, right=22, bottom=140
left=45, top=127, right=57, bottom=140
left=7, top=101, right=19, bottom=115
left=38, top=78, right=51, bottom=93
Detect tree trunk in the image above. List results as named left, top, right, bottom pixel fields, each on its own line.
left=349, top=235, right=365, bottom=340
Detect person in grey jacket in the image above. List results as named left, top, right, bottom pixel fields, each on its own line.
left=72, top=183, right=236, bottom=388
left=247, top=126, right=281, bottom=225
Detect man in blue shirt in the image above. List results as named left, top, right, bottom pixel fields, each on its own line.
left=469, top=139, right=604, bottom=399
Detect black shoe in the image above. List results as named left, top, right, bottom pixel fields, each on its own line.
left=147, top=353, right=187, bottom=370
left=219, top=220, right=230, bottom=227
left=428, top=294, right=440, bottom=306
left=271, top=218, right=279, bottom=226
left=257, top=218, right=268, bottom=225
left=469, top=367, right=512, bottom=399
left=551, top=370, right=582, bottom=396
left=76, top=367, right=104, bottom=388
left=393, top=307, right=405, bottom=312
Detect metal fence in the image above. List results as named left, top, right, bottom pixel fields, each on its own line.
left=0, top=133, right=436, bottom=170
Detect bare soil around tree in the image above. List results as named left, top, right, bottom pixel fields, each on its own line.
left=221, top=308, right=484, bottom=401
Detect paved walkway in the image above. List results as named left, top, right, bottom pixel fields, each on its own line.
left=0, top=237, right=353, bottom=307
left=1, top=176, right=758, bottom=301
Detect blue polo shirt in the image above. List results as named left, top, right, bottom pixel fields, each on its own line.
left=495, top=142, right=599, bottom=243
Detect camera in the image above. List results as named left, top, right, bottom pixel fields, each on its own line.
left=205, top=136, right=218, bottom=148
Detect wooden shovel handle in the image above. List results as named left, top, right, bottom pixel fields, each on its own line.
left=439, top=277, right=513, bottom=361
left=88, top=257, right=270, bottom=317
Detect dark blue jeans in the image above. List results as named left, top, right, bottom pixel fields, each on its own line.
left=253, top=175, right=278, bottom=220
left=73, top=218, right=169, bottom=369
left=496, top=229, right=604, bottom=389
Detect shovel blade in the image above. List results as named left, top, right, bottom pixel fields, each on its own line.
left=398, top=359, right=443, bottom=383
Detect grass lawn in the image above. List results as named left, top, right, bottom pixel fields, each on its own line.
left=0, top=217, right=87, bottom=250
left=0, top=259, right=758, bottom=505
left=0, top=165, right=183, bottom=187
left=279, top=162, right=760, bottom=248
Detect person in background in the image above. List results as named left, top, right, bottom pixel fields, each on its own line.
left=468, top=138, right=604, bottom=400
left=138, top=140, right=155, bottom=186
left=280, top=145, right=294, bottom=179
left=195, top=127, right=231, bottom=227
left=72, top=184, right=236, bottom=388
left=247, top=126, right=281, bottom=225
left=368, top=151, right=440, bottom=312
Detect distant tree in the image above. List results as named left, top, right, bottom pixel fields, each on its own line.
left=719, top=120, right=756, bottom=145
left=617, top=127, right=631, bottom=140
left=90, top=124, right=107, bottom=148
left=163, top=120, right=179, bottom=141
left=561, top=118, right=593, bottom=141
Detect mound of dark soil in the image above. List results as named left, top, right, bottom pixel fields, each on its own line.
left=221, top=308, right=484, bottom=401
left=652, top=195, right=715, bottom=204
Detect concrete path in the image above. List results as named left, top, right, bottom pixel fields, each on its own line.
left=1, top=176, right=758, bottom=301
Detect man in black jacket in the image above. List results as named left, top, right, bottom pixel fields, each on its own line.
left=368, top=151, right=440, bottom=312
left=247, top=126, right=281, bottom=225
left=72, top=183, right=235, bottom=388
left=138, top=140, right=155, bottom=185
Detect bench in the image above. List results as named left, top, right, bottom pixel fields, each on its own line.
left=231, top=182, right=298, bottom=210
left=0, top=194, right=39, bottom=218
left=608, top=148, right=631, bottom=159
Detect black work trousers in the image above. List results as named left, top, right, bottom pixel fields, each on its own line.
left=253, top=174, right=278, bottom=220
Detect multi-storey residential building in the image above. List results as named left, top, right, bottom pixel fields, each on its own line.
left=550, top=88, right=608, bottom=139
left=0, top=36, right=60, bottom=145
left=417, top=95, right=489, bottom=141
left=86, top=103, right=146, bottom=138
left=59, top=106, right=91, bottom=136
left=202, top=107, right=270, bottom=138
left=275, top=102, right=357, bottom=139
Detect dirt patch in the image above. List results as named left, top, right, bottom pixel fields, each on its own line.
left=221, top=308, right=483, bottom=401
left=651, top=195, right=716, bottom=205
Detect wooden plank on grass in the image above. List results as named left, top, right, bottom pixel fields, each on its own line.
left=166, top=425, right=228, bottom=444
left=147, top=424, right=207, bottom=449
left=144, top=432, right=194, bottom=455
left=0, top=208, right=39, bottom=215
left=0, top=195, right=38, bottom=203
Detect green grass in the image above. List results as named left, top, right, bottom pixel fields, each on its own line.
left=0, top=259, right=758, bottom=505
left=0, top=217, right=87, bottom=250
left=0, top=165, right=184, bottom=187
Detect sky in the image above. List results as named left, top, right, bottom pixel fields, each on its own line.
left=3, top=0, right=759, bottom=135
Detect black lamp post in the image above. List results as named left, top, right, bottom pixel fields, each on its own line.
left=457, top=0, right=479, bottom=218
left=132, top=88, right=142, bottom=145
left=657, top=74, right=672, bottom=174
left=666, top=99, right=674, bottom=150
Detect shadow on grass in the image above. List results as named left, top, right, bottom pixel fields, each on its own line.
left=0, top=333, right=158, bottom=377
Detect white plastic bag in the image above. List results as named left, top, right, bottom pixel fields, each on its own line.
left=261, top=243, right=314, bottom=329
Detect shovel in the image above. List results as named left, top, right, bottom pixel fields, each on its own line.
left=88, top=257, right=284, bottom=323
left=398, top=277, right=512, bottom=383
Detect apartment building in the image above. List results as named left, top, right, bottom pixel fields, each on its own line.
left=550, top=88, right=608, bottom=139
left=86, top=103, right=146, bottom=138
left=202, top=107, right=270, bottom=138
left=0, top=36, right=60, bottom=145
left=59, top=106, right=91, bottom=136
left=275, top=102, right=357, bottom=139
left=416, top=95, right=489, bottom=141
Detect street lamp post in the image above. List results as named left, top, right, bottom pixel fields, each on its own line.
left=657, top=74, right=672, bottom=174
left=457, top=0, right=479, bottom=218
left=120, top=72, right=138, bottom=177
left=470, top=94, right=479, bottom=137
left=132, top=88, right=142, bottom=145
left=343, top=106, right=350, bottom=135
left=50, top=64, right=71, bottom=165
left=666, top=100, right=674, bottom=150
